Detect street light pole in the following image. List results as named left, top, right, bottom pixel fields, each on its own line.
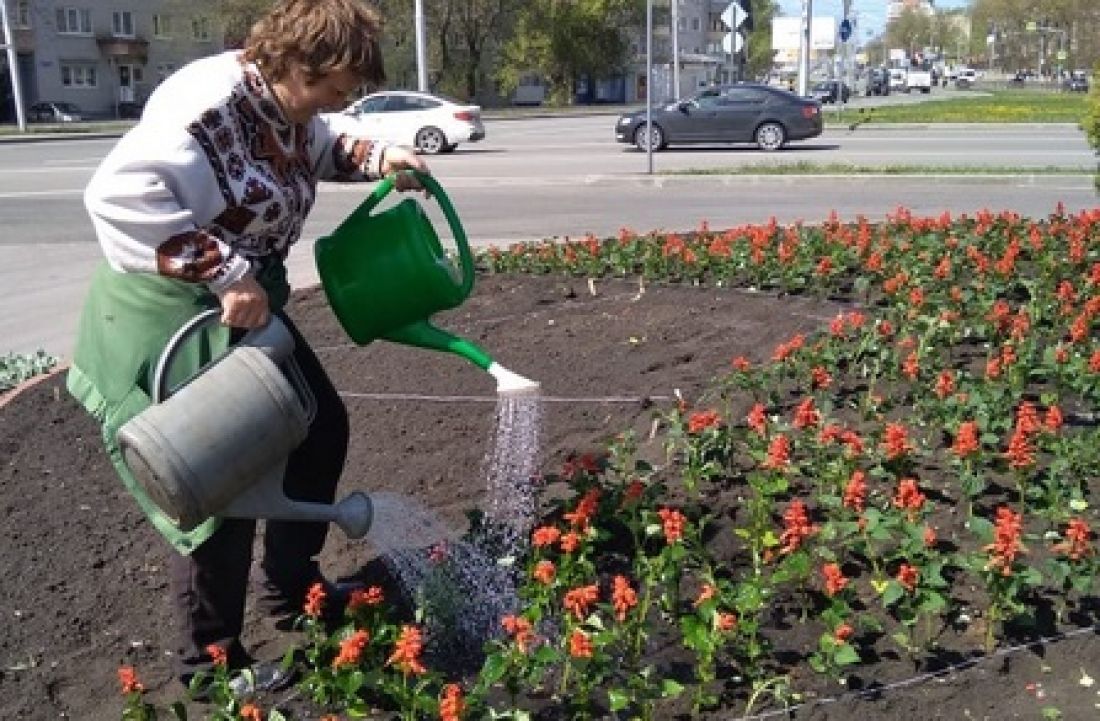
left=1, top=0, right=26, bottom=131
left=798, top=0, right=812, bottom=96
left=414, top=0, right=428, bottom=91
left=670, top=0, right=680, bottom=100
left=646, top=0, right=653, bottom=174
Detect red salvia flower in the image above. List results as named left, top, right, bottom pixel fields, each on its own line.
left=896, top=563, right=919, bottom=592
left=811, top=366, right=833, bottom=389
left=833, top=624, right=855, bottom=643
left=532, top=560, right=556, bottom=585
left=239, top=704, right=263, bottom=721
left=501, top=614, right=535, bottom=653
left=347, top=586, right=385, bottom=611
left=568, top=629, right=593, bottom=658
left=762, top=434, right=791, bottom=470
left=843, top=470, right=867, bottom=513
left=731, top=356, right=751, bottom=371
left=205, top=643, right=228, bottom=667
left=1044, top=405, right=1063, bottom=432
left=303, top=582, right=326, bottom=618
left=923, top=525, right=938, bottom=548
left=934, top=370, right=955, bottom=399
left=1053, top=518, right=1094, bottom=561
left=611, top=575, right=638, bottom=622
left=563, top=489, right=600, bottom=530
left=387, top=625, right=428, bottom=675
left=657, top=507, right=687, bottom=544
left=779, top=499, right=818, bottom=554
left=793, top=398, right=820, bottom=429
left=902, top=351, right=920, bottom=380
left=531, top=525, right=561, bottom=548
left=1015, top=401, right=1042, bottom=435
left=715, top=612, right=738, bottom=632
left=822, top=563, right=849, bottom=597
left=747, top=403, right=767, bottom=436
left=1004, top=429, right=1036, bottom=469
left=985, top=506, right=1025, bottom=576
left=333, top=630, right=370, bottom=669
left=559, top=532, right=581, bottom=554
left=693, top=583, right=716, bottom=608
left=892, top=478, right=926, bottom=518
left=622, top=479, right=645, bottom=506
left=882, top=423, right=912, bottom=460
left=117, top=666, right=143, bottom=695
left=563, top=584, right=600, bottom=620
left=952, top=421, right=980, bottom=458
left=439, top=683, right=465, bottom=721
left=687, top=409, right=722, bottom=434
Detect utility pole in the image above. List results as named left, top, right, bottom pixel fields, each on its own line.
left=646, top=0, right=653, bottom=174
left=670, top=0, right=680, bottom=100
left=414, top=0, right=428, bottom=92
left=798, top=0, right=812, bottom=96
left=1, top=0, right=26, bottom=131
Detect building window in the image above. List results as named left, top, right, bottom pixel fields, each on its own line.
left=61, top=62, right=97, bottom=88
left=112, top=11, right=134, bottom=37
left=14, top=1, right=31, bottom=28
left=192, top=16, right=210, bottom=41
left=56, top=7, right=92, bottom=35
left=152, top=14, right=172, bottom=38
left=692, top=17, right=700, bottom=31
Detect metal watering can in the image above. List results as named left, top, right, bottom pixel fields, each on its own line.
left=116, top=310, right=374, bottom=538
left=314, top=170, right=539, bottom=395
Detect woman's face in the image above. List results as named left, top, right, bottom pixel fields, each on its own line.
left=272, top=67, right=361, bottom=124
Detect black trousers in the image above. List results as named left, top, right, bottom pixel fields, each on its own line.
left=169, top=313, right=349, bottom=680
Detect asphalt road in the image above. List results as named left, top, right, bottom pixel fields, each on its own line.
left=1, top=116, right=1096, bottom=358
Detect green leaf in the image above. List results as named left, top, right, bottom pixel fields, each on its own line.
left=480, top=652, right=509, bottom=685
left=608, top=688, right=629, bottom=711
left=661, top=678, right=685, bottom=698
left=833, top=643, right=860, bottom=666
left=882, top=581, right=904, bottom=606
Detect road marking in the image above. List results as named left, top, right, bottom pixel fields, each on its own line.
left=0, top=188, right=84, bottom=198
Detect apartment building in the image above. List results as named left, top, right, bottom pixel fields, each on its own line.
left=2, top=0, right=225, bottom=120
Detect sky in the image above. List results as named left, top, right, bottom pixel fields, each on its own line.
left=776, top=0, right=972, bottom=39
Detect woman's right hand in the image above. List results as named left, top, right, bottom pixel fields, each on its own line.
left=216, top=275, right=270, bottom=329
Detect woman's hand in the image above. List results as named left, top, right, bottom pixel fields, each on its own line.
left=216, top=275, right=270, bottom=329
left=381, top=145, right=430, bottom=193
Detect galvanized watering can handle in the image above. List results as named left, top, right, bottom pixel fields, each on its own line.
left=358, top=169, right=475, bottom=299
left=151, top=310, right=316, bottom=423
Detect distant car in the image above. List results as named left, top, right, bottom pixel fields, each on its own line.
left=1064, top=70, right=1089, bottom=93
left=614, top=83, right=822, bottom=152
left=340, top=90, right=485, bottom=154
left=27, top=101, right=83, bottom=123
left=888, top=68, right=908, bottom=92
left=865, top=69, right=890, bottom=97
left=811, top=80, right=851, bottom=104
left=1009, top=71, right=1027, bottom=86
left=955, top=68, right=979, bottom=89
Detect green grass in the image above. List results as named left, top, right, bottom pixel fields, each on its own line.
left=672, top=162, right=1094, bottom=176
left=831, top=90, right=1090, bottom=124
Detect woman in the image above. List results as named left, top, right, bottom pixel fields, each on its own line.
left=67, top=0, right=426, bottom=691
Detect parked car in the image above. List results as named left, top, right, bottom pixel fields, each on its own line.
left=811, top=80, right=850, bottom=104
left=27, top=101, right=83, bottom=123
left=614, top=83, right=822, bottom=152
left=865, top=68, right=891, bottom=97
left=955, top=68, right=979, bottom=89
left=1009, top=70, right=1027, bottom=86
left=887, top=68, right=908, bottom=92
left=1064, top=70, right=1090, bottom=93
left=340, top=90, right=485, bottom=154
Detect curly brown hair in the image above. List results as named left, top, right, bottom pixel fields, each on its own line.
left=242, top=0, right=385, bottom=86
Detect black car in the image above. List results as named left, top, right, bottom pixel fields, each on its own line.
left=1064, top=71, right=1089, bottom=93
left=27, top=101, right=83, bottom=122
left=865, top=69, right=890, bottom=96
left=811, top=80, right=851, bottom=104
left=614, top=83, right=822, bottom=152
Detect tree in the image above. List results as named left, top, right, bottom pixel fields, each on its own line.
left=886, top=8, right=932, bottom=56
left=496, top=0, right=645, bottom=105
left=744, top=0, right=780, bottom=80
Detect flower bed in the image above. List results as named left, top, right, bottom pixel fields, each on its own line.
left=120, top=206, right=1100, bottom=720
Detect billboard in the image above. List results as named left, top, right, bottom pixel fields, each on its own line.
left=771, top=16, right=837, bottom=52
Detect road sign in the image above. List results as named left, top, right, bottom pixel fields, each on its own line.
left=721, top=2, right=747, bottom=30
left=839, top=18, right=852, bottom=42
left=722, top=31, right=744, bottom=54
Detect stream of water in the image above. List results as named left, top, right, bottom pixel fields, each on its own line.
left=362, top=391, right=544, bottom=657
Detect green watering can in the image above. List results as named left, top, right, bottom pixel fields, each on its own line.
left=315, top=171, right=538, bottom=395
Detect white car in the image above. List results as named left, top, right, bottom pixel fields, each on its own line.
left=340, top=90, right=485, bottom=154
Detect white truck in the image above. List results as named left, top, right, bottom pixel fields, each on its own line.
left=905, top=58, right=933, bottom=93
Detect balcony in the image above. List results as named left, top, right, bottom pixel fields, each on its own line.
left=96, top=35, right=149, bottom=60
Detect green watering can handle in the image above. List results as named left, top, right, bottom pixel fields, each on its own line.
left=358, top=170, right=475, bottom=298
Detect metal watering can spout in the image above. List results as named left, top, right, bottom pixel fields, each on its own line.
left=116, top=311, right=376, bottom=539
left=314, top=170, right=499, bottom=372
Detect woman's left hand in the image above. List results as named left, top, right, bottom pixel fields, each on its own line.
left=381, top=145, right=430, bottom=193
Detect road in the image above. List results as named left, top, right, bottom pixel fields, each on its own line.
left=0, top=116, right=1096, bottom=358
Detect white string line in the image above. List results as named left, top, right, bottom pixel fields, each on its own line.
left=738, top=624, right=1100, bottom=720
left=337, top=391, right=675, bottom=403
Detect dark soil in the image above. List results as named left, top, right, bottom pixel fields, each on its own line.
left=1, top=275, right=1097, bottom=721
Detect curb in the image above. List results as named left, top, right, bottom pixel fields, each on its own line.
left=0, top=363, right=69, bottom=411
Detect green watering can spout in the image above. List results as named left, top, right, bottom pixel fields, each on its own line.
left=314, top=170, right=496, bottom=371
left=385, top=320, right=493, bottom=371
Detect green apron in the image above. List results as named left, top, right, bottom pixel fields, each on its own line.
left=66, top=259, right=290, bottom=554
